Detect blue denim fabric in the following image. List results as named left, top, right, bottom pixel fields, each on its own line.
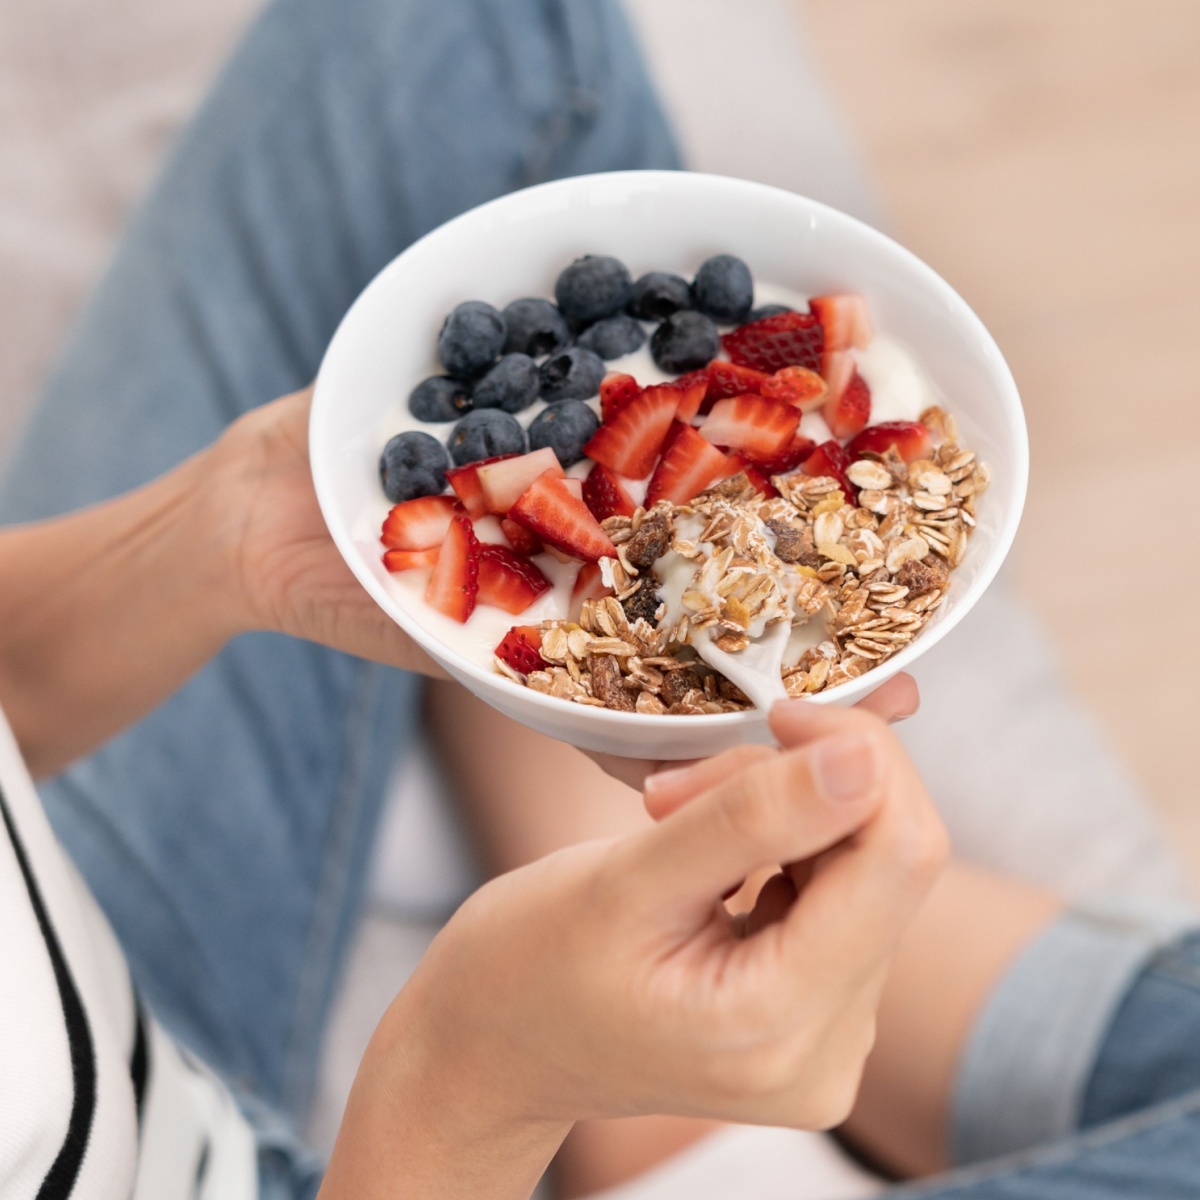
left=0, top=0, right=677, bottom=1188
left=896, top=929, right=1200, bottom=1200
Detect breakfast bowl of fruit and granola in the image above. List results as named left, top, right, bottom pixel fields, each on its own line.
left=309, top=171, right=1026, bottom=759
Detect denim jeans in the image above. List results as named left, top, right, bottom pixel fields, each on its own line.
left=4, top=0, right=1200, bottom=1196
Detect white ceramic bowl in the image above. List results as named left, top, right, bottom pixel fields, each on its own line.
left=311, top=171, right=1027, bottom=759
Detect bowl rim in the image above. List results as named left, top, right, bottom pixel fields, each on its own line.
left=311, top=169, right=1028, bottom=727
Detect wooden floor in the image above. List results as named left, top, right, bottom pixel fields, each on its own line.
left=802, top=0, right=1200, bottom=877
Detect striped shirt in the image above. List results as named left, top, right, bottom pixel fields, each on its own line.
left=0, top=710, right=258, bottom=1198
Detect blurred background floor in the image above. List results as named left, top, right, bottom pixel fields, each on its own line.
left=1, top=0, right=1197, bottom=879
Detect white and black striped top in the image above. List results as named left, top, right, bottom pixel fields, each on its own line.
left=0, top=710, right=258, bottom=1198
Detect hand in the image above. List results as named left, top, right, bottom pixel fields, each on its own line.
left=319, top=694, right=947, bottom=1199
left=208, top=387, right=442, bottom=676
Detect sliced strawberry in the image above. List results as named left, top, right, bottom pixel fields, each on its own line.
left=509, top=470, right=618, bottom=562
left=380, top=495, right=459, bottom=550
left=722, top=454, right=778, bottom=498
left=821, top=348, right=857, bottom=397
left=722, top=311, right=824, bottom=373
left=495, top=625, right=547, bottom=675
left=801, top=440, right=857, bottom=502
left=646, top=424, right=735, bottom=505
left=824, top=369, right=872, bottom=440
left=847, top=421, right=933, bottom=464
left=382, top=546, right=440, bottom=572
left=424, top=512, right=480, bottom=622
left=698, top=361, right=772, bottom=413
left=562, top=477, right=584, bottom=502
left=810, top=294, right=873, bottom=352
left=600, top=373, right=642, bottom=422
left=752, top=435, right=819, bottom=478
left=477, top=448, right=564, bottom=515
left=584, top=384, right=679, bottom=479
left=759, top=365, right=828, bottom=412
left=664, top=375, right=710, bottom=422
left=570, top=561, right=613, bottom=618
left=476, top=545, right=551, bottom=614
left=446, top=454, right=519, bottom=519
left=700, top=394, right=800, bottom=460
left=500, top=516, right=542, bottom=556
left=582, top=462, right=636, bottom=521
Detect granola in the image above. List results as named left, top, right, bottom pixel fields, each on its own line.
left=494, top=406, right=988, bottom=714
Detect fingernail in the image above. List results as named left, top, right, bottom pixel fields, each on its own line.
left=811, top=734, right=880, bottom=803
left=644, top=763, right=699, bottom=798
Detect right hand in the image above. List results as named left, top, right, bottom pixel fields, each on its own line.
left=320, top=695, right=947, bottom=1199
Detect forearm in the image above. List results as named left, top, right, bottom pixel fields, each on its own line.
left=0, top=446, right=241, bottom=776
left=319, top=982, right=571, bottom=1200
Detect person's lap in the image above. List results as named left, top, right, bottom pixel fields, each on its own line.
left=4, top=0, right=1199, bottom=1195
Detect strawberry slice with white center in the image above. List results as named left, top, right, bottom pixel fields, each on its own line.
left=664, top=376, right=709, bottom=422
left=500, top=516, right=542, bottom=556
left=600, top=373, right=642, bottom=422
left=847, top=421, right=932, bottom=463
left=821, top=348, right=856, bottom=395
left=380, top=494, right=459, bottom=550
left=477, top=447, right=564, bottom=515
left=759, top=366, right=827, bottom=412
left=495, top=625, right=548, bottom=675
left=508, top=470, right=618, bottom=562
left=582, top=462, right=636, bottom=521
left=382, top=546, right=440, bottom=572
left=699, top=394, right=800, bottom=460
left=810, top=294, right=874, bottom=352
left=646, top=424, right=735, bottom=505
left=446, top=454, right=519, bottom=518
left=584, top=384, right=679, bottom=479
left=823, top=368, right=872, bottom=439
left=424, top=512, right=480, bottom=622
left=801, top=440, right=857, bottom=502
left=476, top=544, right=552, bottom=614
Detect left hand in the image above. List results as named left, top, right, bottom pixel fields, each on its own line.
left=208, top=387, right=443, bottom=676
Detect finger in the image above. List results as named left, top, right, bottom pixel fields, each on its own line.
left=853, top=673, right=920, bottom=723
left=642, top=745, right=778, bottom=821
left=768, top=686, right=914, bottom=753
left=755, top=731, right=947, bottom=993
left=614, top=729, right=886, bottom=911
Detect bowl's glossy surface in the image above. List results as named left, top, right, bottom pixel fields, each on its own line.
left=311, top=171, right=1027, bottom=758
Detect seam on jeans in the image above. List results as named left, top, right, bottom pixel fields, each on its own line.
left=895, top=1085, right=1200, bottom=1196
left=280, top=659, right=384, bottom=1112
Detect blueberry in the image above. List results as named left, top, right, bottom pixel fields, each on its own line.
left=575, top=315, right=646, bottom=360
left=650, top=311, right=721, bottom=373
left=747, top=303, right=793, bottom=323
left=447, top=408, right=526, bottom=466
left=502, top=298, right=570, bottom=357
left=538, top=346, right=606, bottom=402
left=555, top=255, right=633, bottom=323
left=628, top=271, right=693, bottom=320
left=528, top=401, right=600, bottom=468
left=471, top=353, right=541, bottom=413
left=437, top=300, right=506, bottom=378
left=408, top=375, right=473, bottom=423
left=379, top=431, right=451, bottom=502
left=691, top=255, right=754, bottom=324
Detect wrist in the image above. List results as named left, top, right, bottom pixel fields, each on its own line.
left=321, top=978, right=571, bottom=1200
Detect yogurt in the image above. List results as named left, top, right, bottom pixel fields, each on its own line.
left=361, top=281, right=943, bottom=673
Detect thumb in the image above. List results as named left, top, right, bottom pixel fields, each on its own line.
left=614, top=729, right=887, bottom=913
